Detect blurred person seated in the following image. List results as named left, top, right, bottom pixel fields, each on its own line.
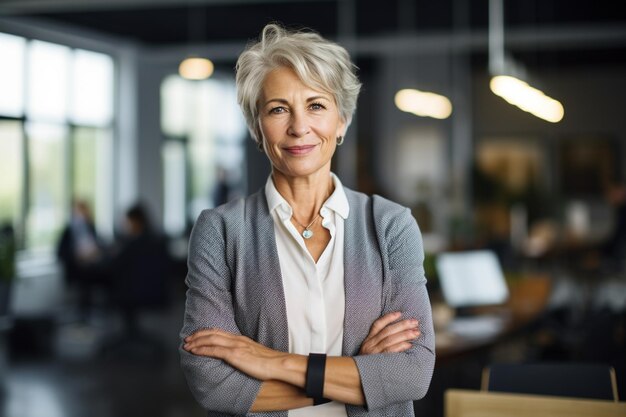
left=103, top=203, right=171, bottom=356
left=56, top=200, right=108, bottom=323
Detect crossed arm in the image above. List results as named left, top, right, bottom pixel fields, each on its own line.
left=181, top=205, right=434, bottom=414
left=183, top=311, right=420, bottom=412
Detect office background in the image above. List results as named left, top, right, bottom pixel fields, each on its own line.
left=0, top=1, right=625, bottom=416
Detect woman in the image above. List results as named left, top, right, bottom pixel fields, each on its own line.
left=181, top=23, right=435, bottom=416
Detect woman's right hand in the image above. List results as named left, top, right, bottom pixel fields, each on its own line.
left=359, top=311, right=420, bottom=355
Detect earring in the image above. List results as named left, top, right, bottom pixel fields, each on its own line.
left=336, top=136, right=344, bottom=146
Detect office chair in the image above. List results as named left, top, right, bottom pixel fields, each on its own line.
left=482, top=363, right=619, bottom=401
left=100, top=232, right=172, bottom=360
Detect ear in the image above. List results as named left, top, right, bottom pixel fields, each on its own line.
left=337, top=116, right=349, bottom=138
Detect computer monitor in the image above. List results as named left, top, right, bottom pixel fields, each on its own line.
left=435, top=250, right=509, bottom=310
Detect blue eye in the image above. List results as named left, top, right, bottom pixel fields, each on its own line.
left=270, top=106, right=286, bottom=114
left=310, top=102, right=326, bottom=110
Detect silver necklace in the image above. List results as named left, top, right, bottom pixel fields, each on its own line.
left=292, top=213, right=320, bottom=239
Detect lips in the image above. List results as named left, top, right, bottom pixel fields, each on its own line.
left=283, top=145, right=317, bottom=155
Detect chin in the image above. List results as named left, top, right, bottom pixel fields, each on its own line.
left=279, top=164, right=324, bottom=179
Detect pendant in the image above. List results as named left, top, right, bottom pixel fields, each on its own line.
left=302, top=229, right=314, bottom=239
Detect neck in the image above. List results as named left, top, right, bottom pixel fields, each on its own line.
left=271, top=168, right=334, bottom=222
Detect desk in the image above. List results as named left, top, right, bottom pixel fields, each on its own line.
left=434, top=275, right=551, bottom=360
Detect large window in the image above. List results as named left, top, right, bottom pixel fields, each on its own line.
left=0, top=121, right=23, bottom=231
left=26, top=122, right=67, bottom=249
left=161, top=74, right=247, bottom=236
left=0, top=32, right=114, bottom=254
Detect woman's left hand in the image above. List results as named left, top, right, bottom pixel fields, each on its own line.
left=184, top=328, right=288, bottom=381
left=359, top=311, right=420, bottom=355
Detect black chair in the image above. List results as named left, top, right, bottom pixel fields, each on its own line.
left=100, top=232, right=172, bottom=360
left=482, top=363, right=619, bottom=401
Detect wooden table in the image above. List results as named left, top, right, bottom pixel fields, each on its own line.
left=445, top=389, right=626, bottom=417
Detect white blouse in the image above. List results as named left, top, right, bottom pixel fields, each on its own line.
left=265, top=173, right=349, bottom=417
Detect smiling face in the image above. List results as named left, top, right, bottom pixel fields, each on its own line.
left=258, top=66, right=346, bottom=182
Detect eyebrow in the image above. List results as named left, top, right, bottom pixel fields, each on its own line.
left=263, top=95, right=331, bottom=106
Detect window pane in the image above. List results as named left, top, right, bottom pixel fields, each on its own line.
left=0, top=33, right=26, bottom=117
left=73, top=127, right=97, bottom=213
left=0, top=121, right=24, bottom=231
left=188, top=137, right=214, bottom=219
left=73, top=127, right=113, bottom=239
left=162, top=141, right=187, bottom=236
left=26, top=122, right=67, bottom=249
left=71, top=50, right=114, bottom=126
left=161, top=75, right=190, bottom=137
left=198, top=79, right=246, bottom=141
left=26, top=40, right=71, bottom=122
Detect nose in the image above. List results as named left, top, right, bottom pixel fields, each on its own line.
left=287, top=111, right=310, bottom=137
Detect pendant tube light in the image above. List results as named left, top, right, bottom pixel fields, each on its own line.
left=488, top=0, right=564, bottom=123
left=179, top=6, right=213, bottom=81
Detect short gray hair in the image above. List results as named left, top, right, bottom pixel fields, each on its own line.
left=236, top=23, right=361, bottom=144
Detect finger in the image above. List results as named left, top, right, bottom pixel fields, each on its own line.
left=377, top=319, right=419, bottom=340
left=367, top=319, right=418, bottom=347
left=374, top=328, right=420, bottom=351
left=189, top=344, right=232, bottom=358
left=367, top=311, right=402, bottom=338
left=185, top=332, right=244, bottom=351
left=362, top=327, right=419, bottom=354
left=360, top=318, right=417, bottom=354
left=185, top=328, right=217, bottom=341
left=184, top=335, right=218, bottom=351
left=382, top=341, right=413, bottom=353
left=185, top=328, right=233, bottom=342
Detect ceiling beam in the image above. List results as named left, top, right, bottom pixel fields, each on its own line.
left=352, top=24, right=626, bottom=56
left=141, top=23, right=626, bottom=63
left=0, top=0, right=337, bottom=15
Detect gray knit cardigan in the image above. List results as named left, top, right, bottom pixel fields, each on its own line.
left=180, top=187, right=435, bottom=416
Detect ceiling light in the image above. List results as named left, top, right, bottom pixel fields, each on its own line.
left=395, top=88, right=453, bottom=120
left=490, top=75, right=564, bottom=123
left=178, top=57, right=214, bottom=81
left=488, top=0, right=564, bottom=123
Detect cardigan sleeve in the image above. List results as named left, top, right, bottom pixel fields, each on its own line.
left=179, top=208, right=263, bottom=415
left=351, top=199, right=436, bottom=411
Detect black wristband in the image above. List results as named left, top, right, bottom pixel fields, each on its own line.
left=313, top=397, right=331, bottom=406
left=305, top=353, right=327, bottom=400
